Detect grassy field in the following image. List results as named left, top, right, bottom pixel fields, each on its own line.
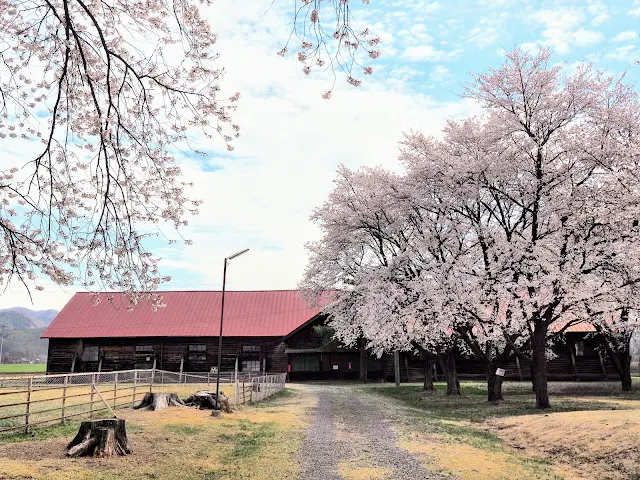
left=0, top=388, right=308, bottom=480
left=0, top=364, right=46, bottom=374
left=370, top=379, right=640, bottom=480
left=0, top=380, right=638, bottom=479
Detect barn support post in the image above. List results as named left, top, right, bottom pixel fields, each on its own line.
left=179, top=356, right=184, bottom=383
left=98, top=356, right=102, bottom=373
left=394, top=351, right=400, bottom=387
left=70, top=355, right=76, bottom=373
left=25, top=377, right=33, bottom=434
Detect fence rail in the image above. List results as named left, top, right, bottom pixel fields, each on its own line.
left=0, top=369, right=287, bottom=435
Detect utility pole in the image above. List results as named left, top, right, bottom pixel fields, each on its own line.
left=0, top=325, right=7, bottom=365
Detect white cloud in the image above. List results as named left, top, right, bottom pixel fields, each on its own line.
left=430, top=65, right=450, bottom=82
left=612, top=31, right=638, bottom=43
left=587, top=0, right=610, bottom=26
left=604, top=45, right=638, bottom=63
left=529, top=8, right=603, bottom=53
left=402, top=44, right=463, bottom=61
left=629, top=7, right=640, bottom=17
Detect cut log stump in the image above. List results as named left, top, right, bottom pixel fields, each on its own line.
left=66, top=419, right=132, bottom=458
left=133, top=392, right=185, bottom=411
left=183, top=390, right=233, bottom=413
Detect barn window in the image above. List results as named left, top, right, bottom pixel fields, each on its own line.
left=575, top=341, right=585, bottom=357
left=242, top=360, right=261, bottom=372
left=188, top=344, right=207, bottom=362
left=135, top=345, right=154, bottom=353
left=242, top=345, right=261, bottom=353
left=81, top=345, right=99, bottom=362
left=290, top=354, right=320, bottom=372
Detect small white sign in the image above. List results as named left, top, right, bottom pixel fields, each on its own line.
left=210, top=366, right=218, bottom=374
left=495, top=368, right=506, bottom=377
left=145, top=356, right=151, bottom=361
left=332, top=365, right=339, bottom=370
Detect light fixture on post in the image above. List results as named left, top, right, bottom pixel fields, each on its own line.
left=213, top=248, right=249, bottom=417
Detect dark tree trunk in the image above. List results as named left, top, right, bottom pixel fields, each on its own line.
left=600, top=332, right=633, bottom=392
left=532, top=323, right=550, bottom=409
left=530, top=361, right=536, bottom=393
left=486, top=369, right=504, bottom=402
left=438, top=349, right=460, bottom=396
left=67, top=419, right=132, bottom=457
left=598, top=308, right=634, bottom=392
left=423, top=354, right=435, bottom=391
left=359, top=339, right=368, bottom=382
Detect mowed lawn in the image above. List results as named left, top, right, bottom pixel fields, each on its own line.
left=0, top=364, right=46, bottom=374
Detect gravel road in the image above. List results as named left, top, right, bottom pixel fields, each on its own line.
left=299, top=384, right=447, bottom=480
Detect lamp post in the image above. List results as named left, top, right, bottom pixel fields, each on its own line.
left=213, top=248, right=249, bottom=416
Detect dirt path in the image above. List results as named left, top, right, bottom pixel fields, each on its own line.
left=299, top=384, right=447, bottom=480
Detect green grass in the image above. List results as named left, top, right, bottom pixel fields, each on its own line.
left=247, top=387, right=296, bottom=408
left=0, top=364, right=46, bottom=373
left=371, top=380, right=640, bottom=423
left=163, top=424, right=204, bottom=435
left=0, top=421, right=79, bottom=445
left=366, top=380, right=640, bottom=478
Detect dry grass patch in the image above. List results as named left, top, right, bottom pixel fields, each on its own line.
left=488, top=408, right=640, bottom=480
left=0, top=387, right=311, bottom=480
left=338, top=462, right=391, bottom=480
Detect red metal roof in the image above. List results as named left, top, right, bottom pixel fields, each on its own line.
left=42, top=290, right=325, bottom=339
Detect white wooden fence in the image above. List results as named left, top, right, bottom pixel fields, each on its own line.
left=0, top=369, right=287, bottom=435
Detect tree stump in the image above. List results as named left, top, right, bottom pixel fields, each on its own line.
left=183, top=390, right=232, bottom=413
left=66, top=419, right=132, bottom=458
left=133, top=392, right=185, bottom=411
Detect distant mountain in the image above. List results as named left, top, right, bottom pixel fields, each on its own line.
left=0, top=308, right=58, bottom=363
left=0, top=307, right=59, bottom=329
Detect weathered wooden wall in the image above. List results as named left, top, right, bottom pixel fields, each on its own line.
left=47, top=336, right=287, bottom=374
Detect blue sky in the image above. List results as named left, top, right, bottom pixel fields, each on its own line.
left=2, top=0, right=639, bottom=310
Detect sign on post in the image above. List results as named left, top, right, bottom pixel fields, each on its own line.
left=495, top=368, right=506, bottom=377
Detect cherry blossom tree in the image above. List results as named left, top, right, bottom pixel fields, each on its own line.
left=454, top=48, right=640, bottom=407
left=0, top=0, right=378, bottom=305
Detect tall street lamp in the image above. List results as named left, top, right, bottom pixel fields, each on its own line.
left=214, top=248, right=249, bottom=416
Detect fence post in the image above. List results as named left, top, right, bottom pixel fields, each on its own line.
left=61, top=375, right=68, bottom=423
left=234, top=376, right=239, bottom=407
left=113, top=372, right=118, bottom=408
left=132, top=370, right=138, bottom=407
left=150, top=368, right=155, bottom=393
left=90, top=373, right=96, bottom=419
left=25, top=377, right=33, bottom=434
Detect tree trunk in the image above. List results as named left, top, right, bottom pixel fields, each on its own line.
left=532, top=324, right=550, bottom=409
left=67, top=419, right=132, bottom=457
left=134, top=392, right=184, bottom=411
left=359, top=339, right=368, bottom=382
left=423, top=354, right=435, bottom=391
left=438, top=349, right=460, bottom=396
left=486, top=368, right=504, bottom=402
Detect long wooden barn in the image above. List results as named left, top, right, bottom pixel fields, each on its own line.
left=43, top=290, right=619, bottom=382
